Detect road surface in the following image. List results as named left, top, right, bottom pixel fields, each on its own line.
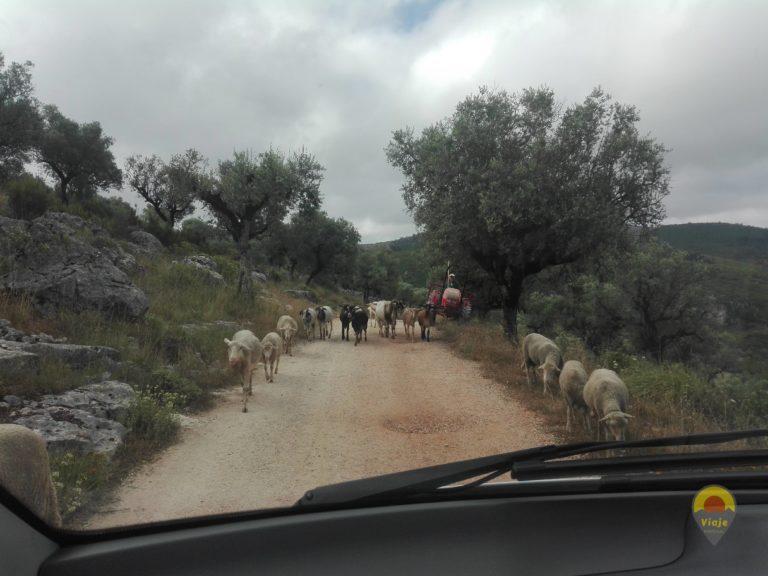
left=87, top=320, right=552, bottom=528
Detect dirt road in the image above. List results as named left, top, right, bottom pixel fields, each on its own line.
left=88, top=320, right=552, bottom=529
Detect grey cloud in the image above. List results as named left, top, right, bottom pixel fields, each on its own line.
left=2, top=0, right=767, bottom=241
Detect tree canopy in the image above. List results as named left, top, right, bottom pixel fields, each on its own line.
left=387, top=86, right=670, bottom=336
left=36, top=105, right=122, bottom=204
left=197, top=149, right=324, bottom=292
left=125, top=149, right=203, bottom=230
left=0, top=53, right=41, bottom=184
left=285, top=210, right=360, bottom=286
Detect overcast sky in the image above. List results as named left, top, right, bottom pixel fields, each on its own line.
left=2, top=0, right=767, bottom=241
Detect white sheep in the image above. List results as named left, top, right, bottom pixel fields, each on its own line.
left=224, top=330, right=262, bottom=413
left=0, top=424, right=61, bottom=526
left=261, top=332, right=282, bottom=383
left=521, top=333, right=564, bottom=397
left=559, top=360, right=590, bottom=433
left=583, top=368, right=633, bottom=441
left=276, top=315, right=298, bottom=356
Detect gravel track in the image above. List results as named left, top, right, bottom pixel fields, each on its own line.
left=87, top=320, right=552, bottom=529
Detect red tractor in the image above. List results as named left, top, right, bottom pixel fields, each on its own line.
left=426, top=265, right=473, bottom=320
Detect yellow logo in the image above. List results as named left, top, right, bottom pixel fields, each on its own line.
left=692, top=485, right=736, bottom=545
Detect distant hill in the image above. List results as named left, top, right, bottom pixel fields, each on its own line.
left=361, top=234, right=423, bottom=252
left=359, top=223, right=768, bottom=289
left=656, top=222, right=768, bottom=263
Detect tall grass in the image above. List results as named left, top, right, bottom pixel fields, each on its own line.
left=0, top=357, right=106, bottom=398
left=440, top=319, right=763, bottom=444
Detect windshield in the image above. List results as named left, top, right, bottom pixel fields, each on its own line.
left=1, top=0, right=767, bottom=531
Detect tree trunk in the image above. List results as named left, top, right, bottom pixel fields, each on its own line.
left=59, top=179, right=71, bottom=205
left=236, top=224, right=253, bottom=295
left=305, top=266, right=323, bottom=286
left=237, top=258, right=253, bottom=295
left=501, top=278, right=524, bottom=339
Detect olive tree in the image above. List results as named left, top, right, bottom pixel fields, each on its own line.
left=125, top=149, right=203, bottom=232
left=387, top=87, right=669, bottom=337
left=36, top=105, right=122, bottom=204
left=0, top=54, right=41, bottom=184
left=285, top=210, right=360, bottom=286
left=197, top=149, right=323, bottom=293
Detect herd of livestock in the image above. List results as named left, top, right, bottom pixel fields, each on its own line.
left=223, top=300, right=437, bottom=412
left=522, top=332, right=633, bottom=441
left=224, top=299, right=633, bottom=441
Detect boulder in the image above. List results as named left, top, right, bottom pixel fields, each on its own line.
left=11, top=381, right=134, bottom=458
left=0, top=340, right=119, bottom=370
left=0, top=319, right=68, bottom=345
left=251, top=270, right=268, bottom=283
left=0, top=319, right=26, bottom=341
left=37, top=381, right=134, bottom=420
left=0, top=213, right=149, bottom=319
left=184, top=255, right=219, bottom=272
left=128, top=230, right=165, bottom=254
left=3, top=395, right=23, bottom=407
left=178, top=255, right=225, bottom=285
left=100, top=244, right=140, bottom=275
left=0, top=346, right=40, bottom=375
left=13, top=409, right=127, bottom=458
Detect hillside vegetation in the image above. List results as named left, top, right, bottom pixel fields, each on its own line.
left=657, top=222, right=768, bottom=264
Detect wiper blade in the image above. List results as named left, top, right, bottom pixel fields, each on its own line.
left=513, top=449, right=768, bottom=480
left=296, top=428, right=768, bottom=507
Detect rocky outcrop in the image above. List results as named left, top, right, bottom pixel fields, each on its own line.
left=0, top=340, right=119, bottom=370
left=0, top=320, right=118, bottom=376
left=180, top=320, right=242, bottom=334
left=251, top=270, right=268, bottom=283
left=284, top=289, right=317, bottom=302
left=9, top=381, right=135, bottom=458
left=177, top=255, right=225, bottom=285
left=0, top=319, right=67, bottom=344
left=128, top=230, right=165, bottom=255
left=0, top=347, right=40, bottom=375
left=0, top=213, right=149, bottom=319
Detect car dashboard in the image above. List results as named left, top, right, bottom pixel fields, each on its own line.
left=3, top=488, right=765, bottom=576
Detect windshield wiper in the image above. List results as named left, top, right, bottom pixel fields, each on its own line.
left=296, top=428, right=768, bottom=507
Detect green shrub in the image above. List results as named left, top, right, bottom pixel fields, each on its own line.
left=148, top=367, right=205, bottom=408
left=124, top=393, right=180, bottom=449
left=179, top=218, right=222, bottom=249
left=3, top=175, right=52, bottom=220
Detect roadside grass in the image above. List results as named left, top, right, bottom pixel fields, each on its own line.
left=0, top=250, right=327, bottom=524
left=438, top=320, right=753, bottom=445
left=50, top=452, right=110, bottom=519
